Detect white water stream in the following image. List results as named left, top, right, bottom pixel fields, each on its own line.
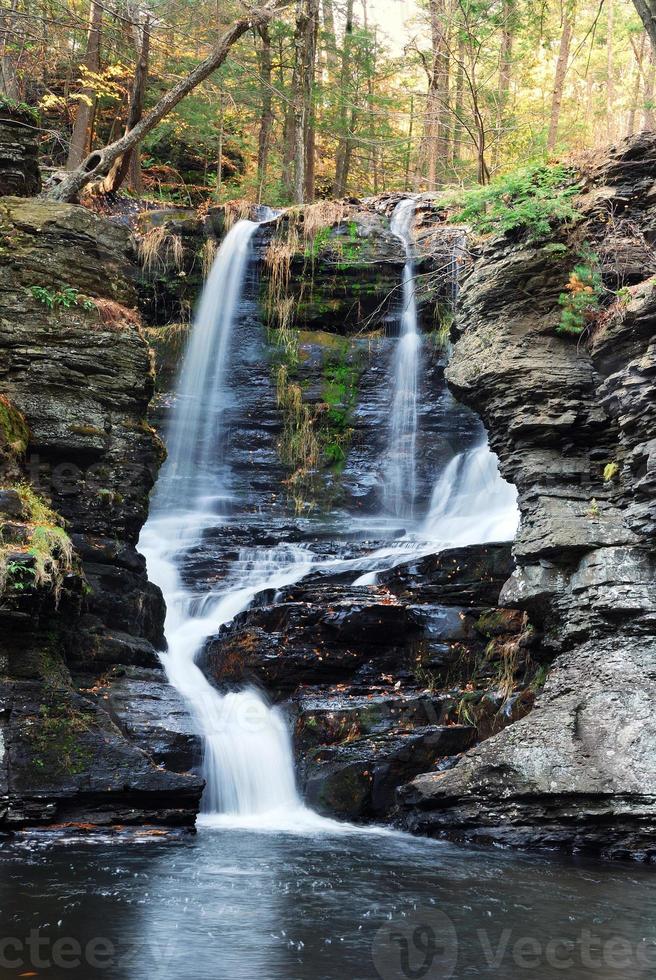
left=385, top=199, right=421, bottom=517
left=140, top=206, right=518, bottom=828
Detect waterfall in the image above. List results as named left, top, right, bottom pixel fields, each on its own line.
left=420, top=439, right=519, bottom=547
left=384, top=198, right=421, bottom=518
left=140, top=206, right=518, bottom=828
left=158, top=220, right=258, bottom=509
left=140, top=220, right=310, bottom=824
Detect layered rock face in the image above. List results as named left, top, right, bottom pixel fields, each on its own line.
left=198, top=541, right=535, bottom=823
left=400, top=134, right=656, bottom=861
left=0, top=197, right=202, bottom=828
left=0, top=106, right=41, bottom=197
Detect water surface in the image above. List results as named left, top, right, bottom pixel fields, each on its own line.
left=2, top=828, right=654, bottom=979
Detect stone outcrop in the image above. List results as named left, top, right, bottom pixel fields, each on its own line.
left=200, top=543, right=535, bottom=822
left=399, top=133, right=656, bottom=861
left=0, top=105, right=41, bottom=197
left=0, top=197, right=202, bottom=829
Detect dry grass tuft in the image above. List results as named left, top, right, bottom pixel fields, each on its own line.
left=137, top=226, right=185, bottom=274
left=91, top=298, right=142, bottom=332
left=298, top=200, right=347, bottom=241
left=223, top=200, right=252, bottom=231
left=201, top=238, right=218, bottom=279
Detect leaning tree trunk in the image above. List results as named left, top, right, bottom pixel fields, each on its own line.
left=98, top=15, right=150, bottom=194
left=632, top=0, right=656, bottom=56
left=47, top=1, right=292, bottom=203
left=546, top=3, right=574, bottom=153
left=66, top=0, right=103, bottom=170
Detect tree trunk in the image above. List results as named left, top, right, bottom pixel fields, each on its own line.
left=644, top=48, right=656, bottom=129
left=450, top=33, right=465, bottom=167
left=492, top=0, right=514, bottom=170
left=98, top=14, right=150, bottom=194
left=47, top=1, right=292, bottom=203
left=607, top=0, right=615, bottom=140
left=628, top=34, right=646, bottom=136
left=632, top=0, right=656, bottom=57
left=333, top=0, right=354, bottom=196
left=415, top=0, right=451, bottom=190
left=291, top=0, right=307, bottom=204
left=66, top=0, right=103, bottom=170
left=361, top=0, right=379, bottom=193
left=322, top=0, right=339, bottom=78
left=303, top=0, right=319, bottom=201
left=0, top=0, right=20, bottom=100
left=256, top=24, right=274, bottom=202
left=405, top=94, right=414, bottom=191
left=546, top=3, right=574, bottom=153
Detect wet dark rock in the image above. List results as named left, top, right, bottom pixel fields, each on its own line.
left=0, top=108, right=41, bottom=197
left=0, top=198, right=200, bottom=829
left=203, top=587, right=425, bottom=697
left=1, top=680, right=202, bottom=828
left=379, top=542, right=514, bottom=606
left=304, top=724, right=476, bottom=821
left=104, top=667, right=201, bottom=774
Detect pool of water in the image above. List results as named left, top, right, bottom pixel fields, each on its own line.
left=1, top=826, right=655, bottom=979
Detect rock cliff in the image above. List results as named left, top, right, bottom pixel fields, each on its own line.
left=0, top=197, right=202, bottom=829
left=0, top=105, right=41, bottom=197
left=399, top=133, right=656, bottom=861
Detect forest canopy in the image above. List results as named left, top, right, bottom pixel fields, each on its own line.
left=0, top=0, right=653, bottom=204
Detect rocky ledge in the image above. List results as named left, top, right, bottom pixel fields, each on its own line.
left=398, top=133, right=656, bottom=861
left=0, top=197, right=202, bottom=829
left=201, top=542, right=541, bottom=823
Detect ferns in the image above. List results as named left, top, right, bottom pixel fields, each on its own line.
left=449, top=164, right=581, bottom=240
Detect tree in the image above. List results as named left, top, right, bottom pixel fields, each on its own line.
left=547, top=2, right=575, bottom=153
left=66, top=0, right=103, bottom=170
left=415, top=0, right=451, bottom=190
left=632, top=0, right=656, bottom=55
left=256, top=23, right=275, bottom=202
left=99, top=11, right=150, bottom=194
left=492, top=0, right=515, bottom=170
left=333, top=0, right=355, bottom=195
left=46, top=0, right=294, bottom=202
left=0, top=1, right=20, bottom=100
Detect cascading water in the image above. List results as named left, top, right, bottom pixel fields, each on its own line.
left=140, top=204, right=518, bottom=828
left=384, top=198, right=421, bottom=518
left=140, top=220, right=311, bottom=824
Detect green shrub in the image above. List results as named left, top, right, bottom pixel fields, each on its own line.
left=28, top=285, right=94, bottom=311
left=556, top=256, right=603, bottom=336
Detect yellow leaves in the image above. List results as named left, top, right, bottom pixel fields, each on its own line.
left=71, top=92, right=94, bottom=106
left=75, top=64, right=130, bottom=102
left=39, top=93, right=68, bottom=111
